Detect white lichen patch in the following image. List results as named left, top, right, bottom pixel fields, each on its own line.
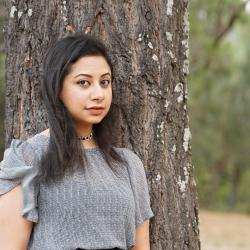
left=182, top=39, right=189, bottom=58
left=164, top=99, right=170, bottom=109
left=148, top=42, right=153, bottom=49
left=28, top=9, right=33, bottom=17
left=184, top=105, right=187, bottom=110
left=166, top=31, right=173, bottom=41
left=177, top=95, right=183, bottom=103
left=61, top=0, right=68, bottom=23
left=177, top=165, right=189, bottom=193
left=152, top=54, right=158, bottom=61
left=137, top=34, right=143, bottom=42
left=177, top=175, right=188, bottom=193
left=183, top=165, right=188, bottom=175
left=184, top=85, right=188, bottom=100
left=157, top=121, right=164, bottom=134
left=18, top=11, right=23, bottom=19
left=174, top=82, right=183, bottom=93
left=183, top=127, right=192, bottom=152
left=183, top=59, right=189, bottom=75
left=174, top=82, right=184, bottom=103
left=182, top=8, right=190, bottom=74
left=183, top=8, right=190, bottom=34
left=182, top=39, right=188, bottom=49
left=167, top=0, right=174, bottom=16
left=62, top=1, right=67, bottom=9
left=10, top=6, right=17, bottom=18
left=172, top=144, right=176, bottom=152
left=168, top=50, right=175, bottom=59
left=155, top=172, right=161, bottom=182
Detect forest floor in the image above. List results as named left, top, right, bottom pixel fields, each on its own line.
left=199, top=210, right=250, bottom=250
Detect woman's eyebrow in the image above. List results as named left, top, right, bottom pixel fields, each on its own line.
left=74, top=73, right=111, bottom=78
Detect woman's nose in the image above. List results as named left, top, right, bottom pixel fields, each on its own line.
left=91, top=84, right=105, bottom=100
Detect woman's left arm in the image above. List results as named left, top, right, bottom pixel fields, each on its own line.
left=132, top=219, right=151, bottom=250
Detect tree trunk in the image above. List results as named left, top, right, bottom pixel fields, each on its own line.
left=3, top=0, right=201, bottom=249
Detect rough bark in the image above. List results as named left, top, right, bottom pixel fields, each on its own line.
left=4, top=0, right=201, bottom=249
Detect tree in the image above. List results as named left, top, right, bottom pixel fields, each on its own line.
left=3, top=0, right=200, bottom=249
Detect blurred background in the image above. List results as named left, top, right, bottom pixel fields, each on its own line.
left=189, top=1, right=250, bottom=248
left=0, top=0, right=249, bottom=249
left=190, top=0, right=250, bottom=215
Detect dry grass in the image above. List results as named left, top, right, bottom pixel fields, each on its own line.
left=199, top=209, right=250, bottom=250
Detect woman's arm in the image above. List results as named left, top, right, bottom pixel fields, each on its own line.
left=0, top=185, right=33, bottom=250
left=132, top=219, right=151, bottom=250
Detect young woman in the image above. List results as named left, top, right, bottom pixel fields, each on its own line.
left=0, top=33, right=154, bottom=250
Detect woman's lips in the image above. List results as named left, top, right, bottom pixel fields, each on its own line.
left=86, top=108, right=104, bottom=115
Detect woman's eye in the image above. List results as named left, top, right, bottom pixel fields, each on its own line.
left=77, top=79, right=110, bottom=88
left=101, top=80, right=110, bottom=86
left=77, top=80, right=89, bottom=87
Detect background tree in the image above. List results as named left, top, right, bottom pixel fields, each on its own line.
left=2, top=0, right=200, bottom=249
left=189, top=0, right=250, bottom=213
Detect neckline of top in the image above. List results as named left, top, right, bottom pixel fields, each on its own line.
left=36, top=133, right=101, bottom=152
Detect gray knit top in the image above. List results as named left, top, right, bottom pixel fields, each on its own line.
left=0, top=133, right=154, bottom=250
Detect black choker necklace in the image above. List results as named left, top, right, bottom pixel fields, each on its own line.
left=78, top=131, right=94, bottom=141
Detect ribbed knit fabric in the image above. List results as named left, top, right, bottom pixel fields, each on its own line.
left=0, top=133, right=154, bottom=250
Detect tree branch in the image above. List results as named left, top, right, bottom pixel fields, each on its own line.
left=213, top=1, right=248, bottom=47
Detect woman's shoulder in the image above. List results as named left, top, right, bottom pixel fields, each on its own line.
left=25, top=129, right=50, bottom=153
left=114, top=147, right=142, bottom=162
left=27, top=128, right=50, bottom=144
left=26, top=129, right=49, bottom=148
left=2, top=129, right=50, bottom=162
left=114, top=147, right=144, bottom=173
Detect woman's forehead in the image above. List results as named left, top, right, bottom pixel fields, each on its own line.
left=68, top=56, right=111, bottom=76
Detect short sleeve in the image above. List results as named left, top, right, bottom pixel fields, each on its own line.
left=0, top=139, right=39, bottom=223
left=123, top=148, right=154, bottom=227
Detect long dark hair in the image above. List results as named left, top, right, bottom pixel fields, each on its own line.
left=38, top=32, right=127, bottom=184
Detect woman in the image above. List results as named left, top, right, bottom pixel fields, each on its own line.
left=0, top=33, right=154, bottom=250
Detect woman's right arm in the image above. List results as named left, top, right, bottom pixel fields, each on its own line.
left=0, top=185, right=33, bottom=250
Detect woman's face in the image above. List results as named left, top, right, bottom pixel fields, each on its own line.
left=59, top=55, right=112, bottom=129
